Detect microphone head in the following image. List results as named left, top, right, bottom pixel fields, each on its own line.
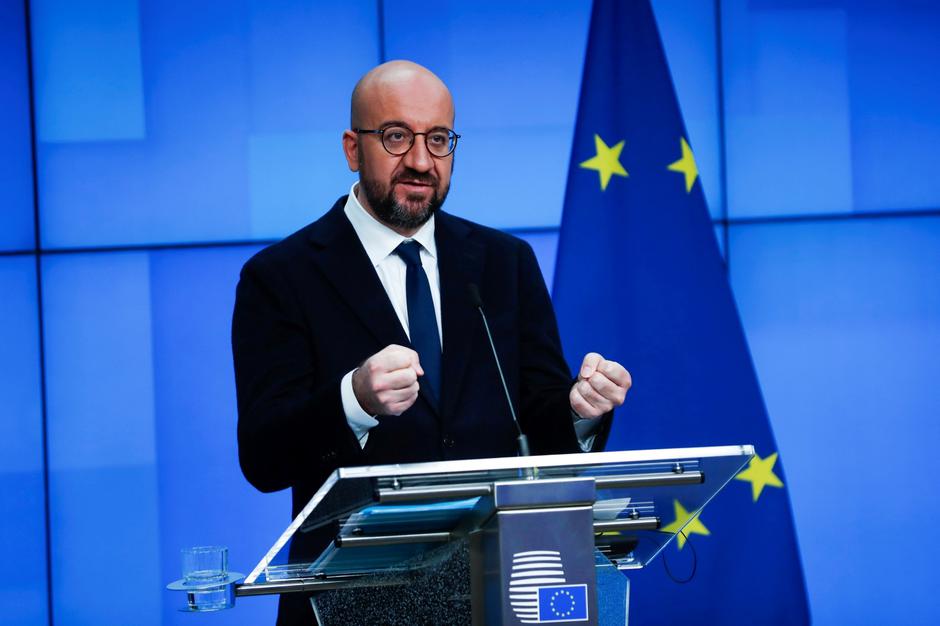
left=467, top=283, right=483, bottom=308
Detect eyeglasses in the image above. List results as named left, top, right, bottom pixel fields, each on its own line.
left=353, top=125, right=460, bottom=158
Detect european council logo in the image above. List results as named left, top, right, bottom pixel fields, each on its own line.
left=509, top=550, right=589, bottom=623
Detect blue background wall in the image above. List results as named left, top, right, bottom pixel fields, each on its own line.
left=2, top=1, right=938, bottom=624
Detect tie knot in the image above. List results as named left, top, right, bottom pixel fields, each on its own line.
left=394, top=240, right=423, bottom=267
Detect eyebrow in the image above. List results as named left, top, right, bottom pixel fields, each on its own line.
left=377, top=120, right=410, bottom=129
left=378, top=120, right=452, bottom=131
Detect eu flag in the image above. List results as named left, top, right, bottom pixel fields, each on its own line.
left=537, top=584, right=589, bottom=623
left=552, top=1, right=811, bottom=623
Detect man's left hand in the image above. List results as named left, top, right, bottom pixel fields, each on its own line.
left=569, top=352, right=631, bottom=418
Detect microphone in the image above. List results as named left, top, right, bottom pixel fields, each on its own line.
left=467, top=283, right=531, bottom=458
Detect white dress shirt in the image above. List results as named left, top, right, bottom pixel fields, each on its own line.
left=339, top=183, right=597, bottom=451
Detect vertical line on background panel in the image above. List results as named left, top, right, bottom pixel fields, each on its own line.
left=377, top=0, right=387, bottom=63
left=714, top=0, right=730, bottom=270
left=23, top=1, right=55, bottom=624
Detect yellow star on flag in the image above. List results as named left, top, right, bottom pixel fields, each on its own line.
left=667, top=136, right=698, bottom=193
left=660, top=499, right=710, bottom=550
left=579, top=134, right=628, bottom=191
left=735, top=451, right=784, bottom=502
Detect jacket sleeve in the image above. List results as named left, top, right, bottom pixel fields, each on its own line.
left=515, top=241, right=613, bottom=454
left=232, top=255, right=365, bottom=493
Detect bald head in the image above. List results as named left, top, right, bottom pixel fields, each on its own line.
left=350, top=60, right=454, bottom=129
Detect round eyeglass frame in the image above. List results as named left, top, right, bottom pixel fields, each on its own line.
left=353, top=125, right=461, bottom=157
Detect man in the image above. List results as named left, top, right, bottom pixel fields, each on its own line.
left=232, top=60, right=631, bottom=624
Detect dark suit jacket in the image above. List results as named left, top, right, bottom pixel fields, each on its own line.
left=232, top=196, right=611, bottom=624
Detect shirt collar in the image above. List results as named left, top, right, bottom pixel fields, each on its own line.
left=343, top=182, right=437, bottom=266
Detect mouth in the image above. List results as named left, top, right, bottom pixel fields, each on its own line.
left=396, top=179, right=433, bottom=186
left=395, top=180, right=435, bottom=194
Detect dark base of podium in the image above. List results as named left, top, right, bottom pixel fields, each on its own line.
left=310, top=540, right=472, bottom=625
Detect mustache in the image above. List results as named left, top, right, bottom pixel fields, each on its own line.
left=394, top=170, right=438, bottom=186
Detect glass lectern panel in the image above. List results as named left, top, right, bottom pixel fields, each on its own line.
left=245, top=445, right=753, bottom=587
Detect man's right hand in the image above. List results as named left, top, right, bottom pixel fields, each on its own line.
left=352, top=344, right=424, bottom=416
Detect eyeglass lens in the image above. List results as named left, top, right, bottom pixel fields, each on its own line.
left=383, top=126, right=456, bottom=157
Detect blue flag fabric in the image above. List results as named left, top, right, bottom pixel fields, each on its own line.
left=552, top=1, right=811, bottom=623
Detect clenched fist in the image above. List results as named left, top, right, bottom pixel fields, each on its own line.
left=352, top=344, right=424, bottom=416
left=569, top=352, right=631, bottom=418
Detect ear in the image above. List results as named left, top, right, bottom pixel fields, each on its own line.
left=342, top=130, right=360, bottom=172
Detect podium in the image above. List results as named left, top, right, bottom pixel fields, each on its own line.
left=173, top=445, right=753, bottom=624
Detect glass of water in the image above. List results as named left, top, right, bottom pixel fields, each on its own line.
left=182, top=546, right=228, bottom=583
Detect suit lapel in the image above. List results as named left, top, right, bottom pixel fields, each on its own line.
left=436, top=212, right=485, bottom=420
left=307, top=199, right=410, bottom=352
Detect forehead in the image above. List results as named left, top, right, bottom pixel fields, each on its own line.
left=364, top=75, right=454, bottom=129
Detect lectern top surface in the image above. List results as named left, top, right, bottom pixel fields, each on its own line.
left=338, top=444, right=751, bottom=480
left=245, top=445, right=753, bottom=586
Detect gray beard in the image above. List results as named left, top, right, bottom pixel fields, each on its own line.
left=359, top=177, right=449, bottom=230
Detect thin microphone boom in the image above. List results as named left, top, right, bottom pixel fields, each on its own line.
left=467, top=283, right=531, bottom=457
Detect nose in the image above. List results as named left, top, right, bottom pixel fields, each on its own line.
left=402, top=136, right=433, bottom=173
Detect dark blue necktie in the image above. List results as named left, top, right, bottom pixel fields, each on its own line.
left=394, top=240, right=441, bottom=405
